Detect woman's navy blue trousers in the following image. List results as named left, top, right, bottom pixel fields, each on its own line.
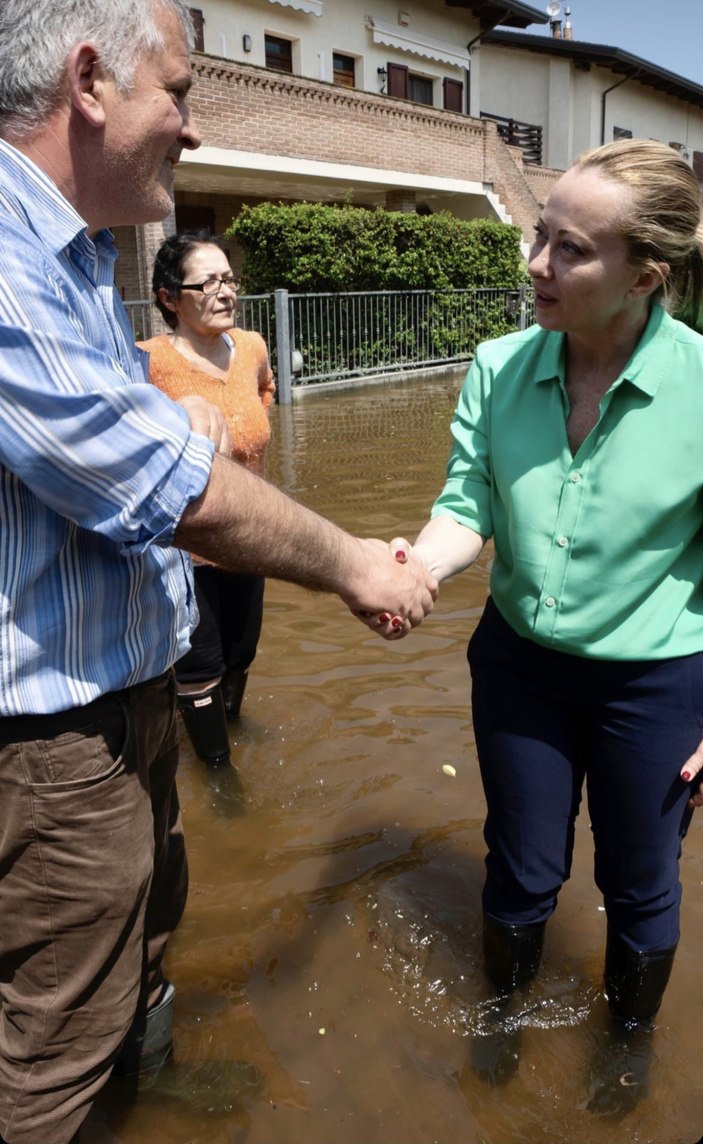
left=468, top=598, right=701, bottom=951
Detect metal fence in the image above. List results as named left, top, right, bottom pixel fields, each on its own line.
left=126, top=285, right=534, bottom=402
left=123, top=300, right=152, bottom=343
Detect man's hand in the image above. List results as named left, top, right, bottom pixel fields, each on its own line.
left=177, top=395, right=231, bottom=456
left=681, top=740, right=703, bottom=808
left=342, top=537, right=437, bottom=639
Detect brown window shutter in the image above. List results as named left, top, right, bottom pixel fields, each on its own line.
left=387, top=62, right=408, bottom=99
left=188, top=8, right=205, bottom=52
left=443, top=77, right=463, bottom=112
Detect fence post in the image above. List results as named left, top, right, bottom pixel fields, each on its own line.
left=518, top=284, right=528, bottom=331
left=274, top=289, right=292, bottom=404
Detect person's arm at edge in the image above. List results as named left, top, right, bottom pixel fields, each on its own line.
left=174, top=451, right=438, bottom=631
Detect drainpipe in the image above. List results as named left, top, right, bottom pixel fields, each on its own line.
left=600, top=69, right=641, bottom=144
left=465, top=11, right=509, bottom=116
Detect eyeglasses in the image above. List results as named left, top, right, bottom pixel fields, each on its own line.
left=180, top=275, right=240, bottom=295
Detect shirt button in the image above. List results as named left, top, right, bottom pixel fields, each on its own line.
left=545, top=596, right=557, bottom=607
left=570, top=472, right=581, bottom=483
left=557, top=536, right=569, bottom=548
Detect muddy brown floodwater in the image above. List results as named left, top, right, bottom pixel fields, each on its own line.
left=86, top=372, right=703, bottom=1144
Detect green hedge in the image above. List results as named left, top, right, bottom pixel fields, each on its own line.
left=228, top=201, right=526, bottom=293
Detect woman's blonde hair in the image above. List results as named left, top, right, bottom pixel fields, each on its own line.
left=574, top=138, right=703, bottom=333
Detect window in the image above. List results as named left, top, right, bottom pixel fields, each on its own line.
left=188, top=8, right=204, bottom=52
left=386, top=63, right=434, bottom=107
left=333, top=53, right=356, bottom=88
left=408, top=74, right=433, bottom=106
left=265, top=34, right=293, bottom=73
left=443, top=77, right=463, bottom=113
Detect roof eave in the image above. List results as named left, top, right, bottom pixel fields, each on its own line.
left=445, top=1, right=549, bottom=30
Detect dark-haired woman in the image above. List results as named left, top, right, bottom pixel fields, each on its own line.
left=140, top=231, right=274, bottom=769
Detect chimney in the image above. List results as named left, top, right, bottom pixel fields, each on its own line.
left=563, top=6, right=573, bottom=39
left=547, top=2, right=562, bottom=38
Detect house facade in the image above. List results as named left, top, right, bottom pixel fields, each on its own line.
left=117, top=0, right=703, bottom=336
left=116, top=0, right=551, bottom=321
left=480, top=27, right=703, bottom=175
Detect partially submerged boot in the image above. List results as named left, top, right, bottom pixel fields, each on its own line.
left=112, top=981, right=260, bottom=1111
left=587, top=931, right=676, bottom=1117
left=471, top=914, right=546, bottom=1085
left=177, top=683, right=230, bottom=766
left=222, top=668, right=248, bottom=721
left=113, top=980, right=175, bottom=1078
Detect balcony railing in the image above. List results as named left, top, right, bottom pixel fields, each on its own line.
left=481, top=112, right=543, bottom=166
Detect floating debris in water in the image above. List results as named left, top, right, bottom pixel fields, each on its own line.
left=441, top=764, right=457, bottom=777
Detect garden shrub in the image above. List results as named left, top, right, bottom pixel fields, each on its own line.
left=228, top=201, right=526, bottom=294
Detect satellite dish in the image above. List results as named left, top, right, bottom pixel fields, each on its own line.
left=546, top=0, right=561, bottom=16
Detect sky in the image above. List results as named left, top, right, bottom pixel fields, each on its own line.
left=523, top=0, right=702, bottom=86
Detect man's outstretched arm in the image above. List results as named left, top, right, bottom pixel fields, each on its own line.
left=175, top=452, right=437, bottom=633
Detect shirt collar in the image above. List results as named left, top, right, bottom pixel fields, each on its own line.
left=531, top=303, right=671, bottom=397
left=0, top=138, right=115, bottom=264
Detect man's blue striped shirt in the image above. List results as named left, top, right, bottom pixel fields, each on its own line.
left=0, top=140, right=215, bottom=714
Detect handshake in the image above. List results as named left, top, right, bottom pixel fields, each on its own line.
left=343, top=535, right=437, bottom=641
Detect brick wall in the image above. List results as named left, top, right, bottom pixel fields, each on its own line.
left=190, top=59, right=487, bottom=182
left=113, top=227, right=140, bottom=303
left=523, top=165, right=563, bottom=210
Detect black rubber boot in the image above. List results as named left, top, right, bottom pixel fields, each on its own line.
left=587, top=931, right=676, bottom=1117
left=470, top=914, right=546, bottom=1085
left=113, top=980, right=175, bottom=1078
left=177, top=684, right=230, bottom=766
left=222, top=668, right=248, bottom=721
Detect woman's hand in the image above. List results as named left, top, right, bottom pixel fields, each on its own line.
left=349, top=537, right=436, bottom=640
left=680, top=741, right=703, bottom=808
left=351, top=537, right=428, bottom=640
left=177, top=395, right=231, bottom=456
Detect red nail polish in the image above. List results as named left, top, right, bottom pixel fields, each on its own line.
left=379, top=612, right=391, bottom=623
left=682, top=771, right=692, bottom=782
left=394, top=549, right=407, bottom=561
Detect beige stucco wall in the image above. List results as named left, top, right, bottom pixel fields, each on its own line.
left=196, top=0, right=476, bottom=103
left=479, top=42, right=703, bottom=170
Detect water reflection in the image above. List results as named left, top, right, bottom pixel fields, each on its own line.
left=87, top=373, right=703, bottom=1144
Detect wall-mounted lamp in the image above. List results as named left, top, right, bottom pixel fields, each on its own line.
left=242, top=33, right=252, bottom=53
left=377, top=65, right=387, bottom=93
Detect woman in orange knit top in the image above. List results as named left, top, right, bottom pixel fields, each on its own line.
left=140, top=231, right=274, bottom=770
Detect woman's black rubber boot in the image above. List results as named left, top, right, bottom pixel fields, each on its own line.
left=222, top=667, right=248, bottom=720
left=177, top=684, right=231, bottom=766
left=470, top=914, right=546, bottom=1085
left=587, top=930, right=676, bottom=1117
